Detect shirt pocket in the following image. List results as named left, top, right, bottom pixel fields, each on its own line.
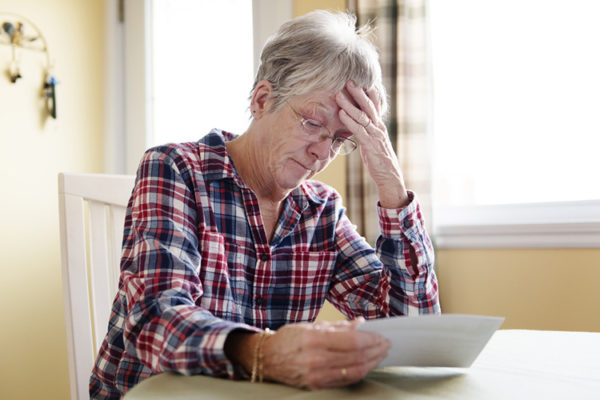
left=270, top=251, right=337, bottom=324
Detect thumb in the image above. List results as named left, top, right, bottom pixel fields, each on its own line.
left=349, top=316, right=366, bottom=329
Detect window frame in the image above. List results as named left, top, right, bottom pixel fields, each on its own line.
left=433, top=201, right=600, bottom=249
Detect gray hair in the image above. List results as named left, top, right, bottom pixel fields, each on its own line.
left=252, top=10, right=388, bottom=116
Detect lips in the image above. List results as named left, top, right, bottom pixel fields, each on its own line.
left=292, top=159, right=314, bottom=172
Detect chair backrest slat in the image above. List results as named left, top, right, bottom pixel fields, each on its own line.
left=88, top=200, right=112, bottom=354
left=109, top=205, right=127, bottom=296
left=59, top=173, right=135, bottom=400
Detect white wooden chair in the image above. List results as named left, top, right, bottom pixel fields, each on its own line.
left=58, top=172, right=135, bottom=400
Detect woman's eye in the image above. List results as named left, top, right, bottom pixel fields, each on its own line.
left=303, top=120, right=323, bottom=133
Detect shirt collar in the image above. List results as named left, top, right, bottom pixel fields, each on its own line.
left=197, top=129, right=239, bottom=183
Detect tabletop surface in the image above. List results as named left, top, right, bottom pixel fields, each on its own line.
left=124, top=329, right=600, bottom=399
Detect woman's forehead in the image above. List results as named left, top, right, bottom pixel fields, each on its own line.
left=294, top=87, right=353, bottom=112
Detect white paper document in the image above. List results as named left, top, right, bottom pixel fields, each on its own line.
left=358, top=314, right=504, bottom=368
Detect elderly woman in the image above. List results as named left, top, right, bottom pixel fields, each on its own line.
left=90, top=10, right=440, bottom=398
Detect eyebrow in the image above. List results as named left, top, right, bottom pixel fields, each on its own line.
left=302, top=102, right=334, bottom=121
left=301, top=100, right=351, bottom=136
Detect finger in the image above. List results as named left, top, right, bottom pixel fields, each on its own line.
left=339, top=108, right=371, bottom=142
left=336, top=89, right=372, bottom=129
left=365, top=86, right=382, bottom=116
left=310, top=328, right=389, bottom=352
left=309, top=346, right=388, bottom=389
left=324, top=320, right=354, bottom=330
left=290, top=343, right=383, bottom=375
left=349, top=316, right=366, bottom=328
left=324, top=339, right=391, bottom=369
left=313, top=320, right=352, bottom=332
left=337, top=352, right=386, bottom=385
left=346, top=81, right=378, bottom=122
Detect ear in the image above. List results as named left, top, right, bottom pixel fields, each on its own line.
left=250, top=80, right=274, bottom=118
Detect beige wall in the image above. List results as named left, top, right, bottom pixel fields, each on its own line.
left=0, top=0, right=104, bottom=399
left=437, top=248, right=600, bottom=332
left=293, top=0, right=347, bottom=17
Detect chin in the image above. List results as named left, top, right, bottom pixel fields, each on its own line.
left=280, top=178, right=305, bottom=191
left=274, top=160, right=318, bottom=190
left=276, top=173, right=309, bottom=191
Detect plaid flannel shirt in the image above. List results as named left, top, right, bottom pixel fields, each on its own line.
left=90, top=130, right=440, bottom=398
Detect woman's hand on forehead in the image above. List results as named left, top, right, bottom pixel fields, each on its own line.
left=336, top=81, right=409, bottom=208
left=335, top=81, right=383, bottom=139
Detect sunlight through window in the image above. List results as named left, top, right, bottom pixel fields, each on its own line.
left=152, top=0, right=254, bottom=146
left=430, top=0, right=600, bottom=206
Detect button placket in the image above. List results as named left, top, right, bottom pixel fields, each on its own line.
left=253, top=248, right=272, bottom=326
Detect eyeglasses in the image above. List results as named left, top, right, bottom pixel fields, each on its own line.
left=287, top=103, right=357, bottom=156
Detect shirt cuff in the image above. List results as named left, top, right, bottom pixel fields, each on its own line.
left=197, top=322, right=261, bottom=379
left=376, top=190, right=421, bottom=238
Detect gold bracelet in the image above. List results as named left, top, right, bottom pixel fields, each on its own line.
left=250, top=328, right=273, bottom=383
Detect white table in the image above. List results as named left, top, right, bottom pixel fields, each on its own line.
left=124, top=330, right=600, bottom=399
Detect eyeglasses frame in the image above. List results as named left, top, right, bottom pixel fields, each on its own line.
left=287, top=103, right=358, bottom=156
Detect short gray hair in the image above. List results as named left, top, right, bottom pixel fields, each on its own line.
left=252, top=10, right=388, bottom=116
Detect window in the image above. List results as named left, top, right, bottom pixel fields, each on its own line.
left=108, top=0, right=292, bottom=174
left=152, top=0, right=254, bottom=146
left=429, top=0, right=600, bottom=247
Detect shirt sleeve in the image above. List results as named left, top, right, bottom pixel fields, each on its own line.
left=119, top=147, right=258, bottom=379
left=327, top=191, right=441, bottom=318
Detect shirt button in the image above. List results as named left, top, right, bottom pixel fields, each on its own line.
left=259, top=253, right=270, bottom=261
left=255, top=296, right=265, bottom=306
left=403, top=219, right=412, bottom=229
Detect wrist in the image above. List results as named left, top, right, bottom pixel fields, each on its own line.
left=376, top=176, right=409, bottom=208
left=378, top=188, right=410, bottom=209
left=224, top=328, right=275, bottom=381
left=224, top=330, right=258, bottom=377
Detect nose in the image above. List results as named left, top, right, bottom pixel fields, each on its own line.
left=308, top=137, right=332, bottom=160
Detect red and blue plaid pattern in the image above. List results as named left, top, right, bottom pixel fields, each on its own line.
left=90, top=130, right=440, bottom=398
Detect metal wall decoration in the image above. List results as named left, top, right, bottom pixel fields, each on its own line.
left=0, top=12, right=57, bottom=119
